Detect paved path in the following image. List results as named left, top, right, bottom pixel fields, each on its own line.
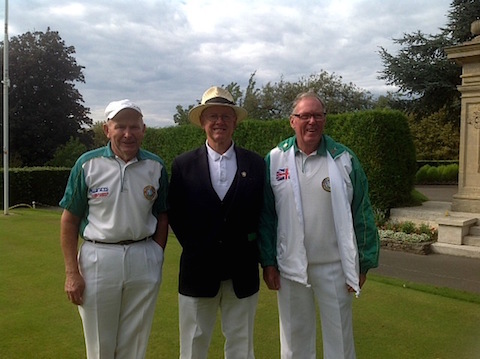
left=371, top=249, right=480, bottom=294
left=373, top=185, right=480, bottom=294
left=415, top=184, right=457, bottom=202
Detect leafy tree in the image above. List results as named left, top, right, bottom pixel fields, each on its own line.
left=407, top=109, right=459, bottom=161
left=173, top=71, right=374, bottom=122
left=378, top=32, right=461, bottom=121
left=445, top=0, right=480, bottom=43
left=0, top=28, right=91, bottom=166
left=46, top=136, right=87, bottom=167
left=173, top=104, right=194, bottom=125
left=91, top=121, right=108, bottom=148
left=378, top=0, right=480, bottom=123
left=223, top=82, right=242, bottom=104
left=242, top=72, right=265, bottom=119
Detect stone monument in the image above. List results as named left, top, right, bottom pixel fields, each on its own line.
left=445, top=20, right=480, bottom=213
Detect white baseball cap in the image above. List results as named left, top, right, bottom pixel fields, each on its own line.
left=104, top=99, right=143, bottom=120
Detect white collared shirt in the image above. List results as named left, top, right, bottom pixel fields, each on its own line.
left=206, top=141, right=237, bottom=200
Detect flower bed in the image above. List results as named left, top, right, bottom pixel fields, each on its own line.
left=379, top=229, right=434, bottom=255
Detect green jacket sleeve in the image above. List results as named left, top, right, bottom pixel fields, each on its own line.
left=349, top=152, right=380, bottom=273
left=258, top=153, right=278, bottom=268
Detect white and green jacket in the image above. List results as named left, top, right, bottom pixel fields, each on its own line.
left=259, top=135, right=380, bottom=294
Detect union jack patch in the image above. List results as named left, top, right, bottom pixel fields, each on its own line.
left=276, top=168, right=290, bottom=181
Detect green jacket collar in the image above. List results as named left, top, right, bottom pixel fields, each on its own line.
left=277, top=135, right=346, bottom=159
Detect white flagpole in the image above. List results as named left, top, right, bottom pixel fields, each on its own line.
left=3, top=0, right=9, bottom=215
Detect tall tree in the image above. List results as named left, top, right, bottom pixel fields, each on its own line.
left=0, top=28, right=91, bottom=166
left=173, top=104, right=194, bottom=125
left=173, top=71, right=374, bottom=122
left=444, top=0, right=480, bottom=43
left=253, top=71, right=374, bottom=119
left=378, top=0, right=480, bottom=123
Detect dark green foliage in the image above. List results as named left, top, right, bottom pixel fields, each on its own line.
left=408, top=109, right=460, bottom=160
left=399, top=221, right=417, bottom=234
left=1, top=110, right=416, bottom=211
left=0, top=29, right=91, bottom=166
left=233, top=120, right=293, bottom=156
left=378, top=1, right=480, bottom=123
left=46, top=137, right=87, bottom=167
left=142, top=120, right=296, bottom=169
left=142, top=110, right=416, bottom=212
left=0, top=167, right=70, bottom=207
left=174, top=71, right=375, bottom=123
left=415, top=164, right=459, bottom=184
left=325, top=110, right=417, bottom=211
left=142, top=125, right=205, bottom=171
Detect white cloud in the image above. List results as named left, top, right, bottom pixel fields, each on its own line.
left=3, top=0, right=452, bottom=127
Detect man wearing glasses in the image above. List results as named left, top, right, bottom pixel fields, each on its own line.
left=168, top=86, right=265, bottom=359
left=259, top=91, right=380, bottom=359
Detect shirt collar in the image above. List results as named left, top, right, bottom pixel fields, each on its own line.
left=206, top=141, right=235, bottom=161
left=294, top=135, right=327, bottom=156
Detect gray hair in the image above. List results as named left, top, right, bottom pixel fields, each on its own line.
left=291, top=91, right=327, bottom=115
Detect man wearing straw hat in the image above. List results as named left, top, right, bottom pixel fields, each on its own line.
left=168, top=86, right=265, bottom=359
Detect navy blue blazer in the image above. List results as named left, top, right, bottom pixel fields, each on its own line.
left=168, top=144, right=265, bottom=298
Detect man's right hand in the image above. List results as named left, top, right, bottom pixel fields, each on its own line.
left=65, top=272, right=85, bottom=305
left=263, top=266, right=281, bottom=290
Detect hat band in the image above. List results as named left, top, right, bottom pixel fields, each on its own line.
left=205, top=97, right=235, bottom=105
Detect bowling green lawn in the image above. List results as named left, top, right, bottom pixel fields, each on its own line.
left=1, top=208, right=479, bottom=358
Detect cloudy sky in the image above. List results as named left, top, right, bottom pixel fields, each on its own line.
left=3, top=0, right=452, bottom=127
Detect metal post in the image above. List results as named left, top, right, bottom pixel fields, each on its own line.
left=3, top=0, right=9, bottom=215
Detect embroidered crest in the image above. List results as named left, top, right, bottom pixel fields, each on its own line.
left=276, top=168, right=290, bottom=181
left=143, top=185, right=157, bottom=201
left=322, top=177, right=331, bottom=192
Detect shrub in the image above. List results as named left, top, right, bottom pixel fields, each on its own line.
left=326, top=110, right=416, bottom=211
left=379, top=220, right=438, bottom=242
left=112, top=110, right=418, bottom=212
left=415, top=163, right=458, bottom=184
left=2, top=110, right=417, bottom=211
left=399, top=221, right=416, bottom=234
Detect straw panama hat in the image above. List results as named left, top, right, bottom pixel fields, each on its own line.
left=105, top=99, right=143, bottom=120
left=188, top=86, right=248, bottom=127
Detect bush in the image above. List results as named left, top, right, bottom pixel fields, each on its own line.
left=326, top=110, right=416, bottom=211
left=1, top=110, right=417, bottom=211
left=379, top=220, right=437, bottom=242
left=0, top=167, right=70, bottom=207
left=415, top=164, right=458, bottom=184
left=399, top=221, right=416, bottom=234
left=117, top=110, right=418, bottom=212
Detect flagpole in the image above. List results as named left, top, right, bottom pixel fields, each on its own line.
left=3, top=0, right=9, bottom=215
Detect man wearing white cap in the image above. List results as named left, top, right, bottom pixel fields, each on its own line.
left=60, top=99, right=169, bottom=358
left=168, top=86, right=265, bottom=359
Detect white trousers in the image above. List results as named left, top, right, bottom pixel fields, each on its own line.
left=78, top=239, right=164, bottom=359
left=278, top=261, right=355, bottom=359
left=179, top=280, right=258, bottom=359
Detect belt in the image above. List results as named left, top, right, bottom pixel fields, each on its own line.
left=84, top=237, right=150, bottom=245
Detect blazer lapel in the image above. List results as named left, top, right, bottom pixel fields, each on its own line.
left=197, top=145, right=222, bottom=201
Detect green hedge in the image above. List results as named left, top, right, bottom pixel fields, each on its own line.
left=1, top=110, right=416, bottom=211
left=0, top=167, right=70, bottom=207
left=143, top=110, right=416, bottom=211
left=416, top=164, right=459, bottom=184
left=325, top=110, right=417, bottom=210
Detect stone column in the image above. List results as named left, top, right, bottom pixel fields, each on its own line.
left=445, top=21, right=480, bottom=213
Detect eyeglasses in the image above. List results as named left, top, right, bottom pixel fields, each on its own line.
left=292, top=113, right=326, bottom=121
left=204, top=114, right=235, bottom=122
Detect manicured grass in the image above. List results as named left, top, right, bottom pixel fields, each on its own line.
left=1, top=208, right=479, bottom=358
